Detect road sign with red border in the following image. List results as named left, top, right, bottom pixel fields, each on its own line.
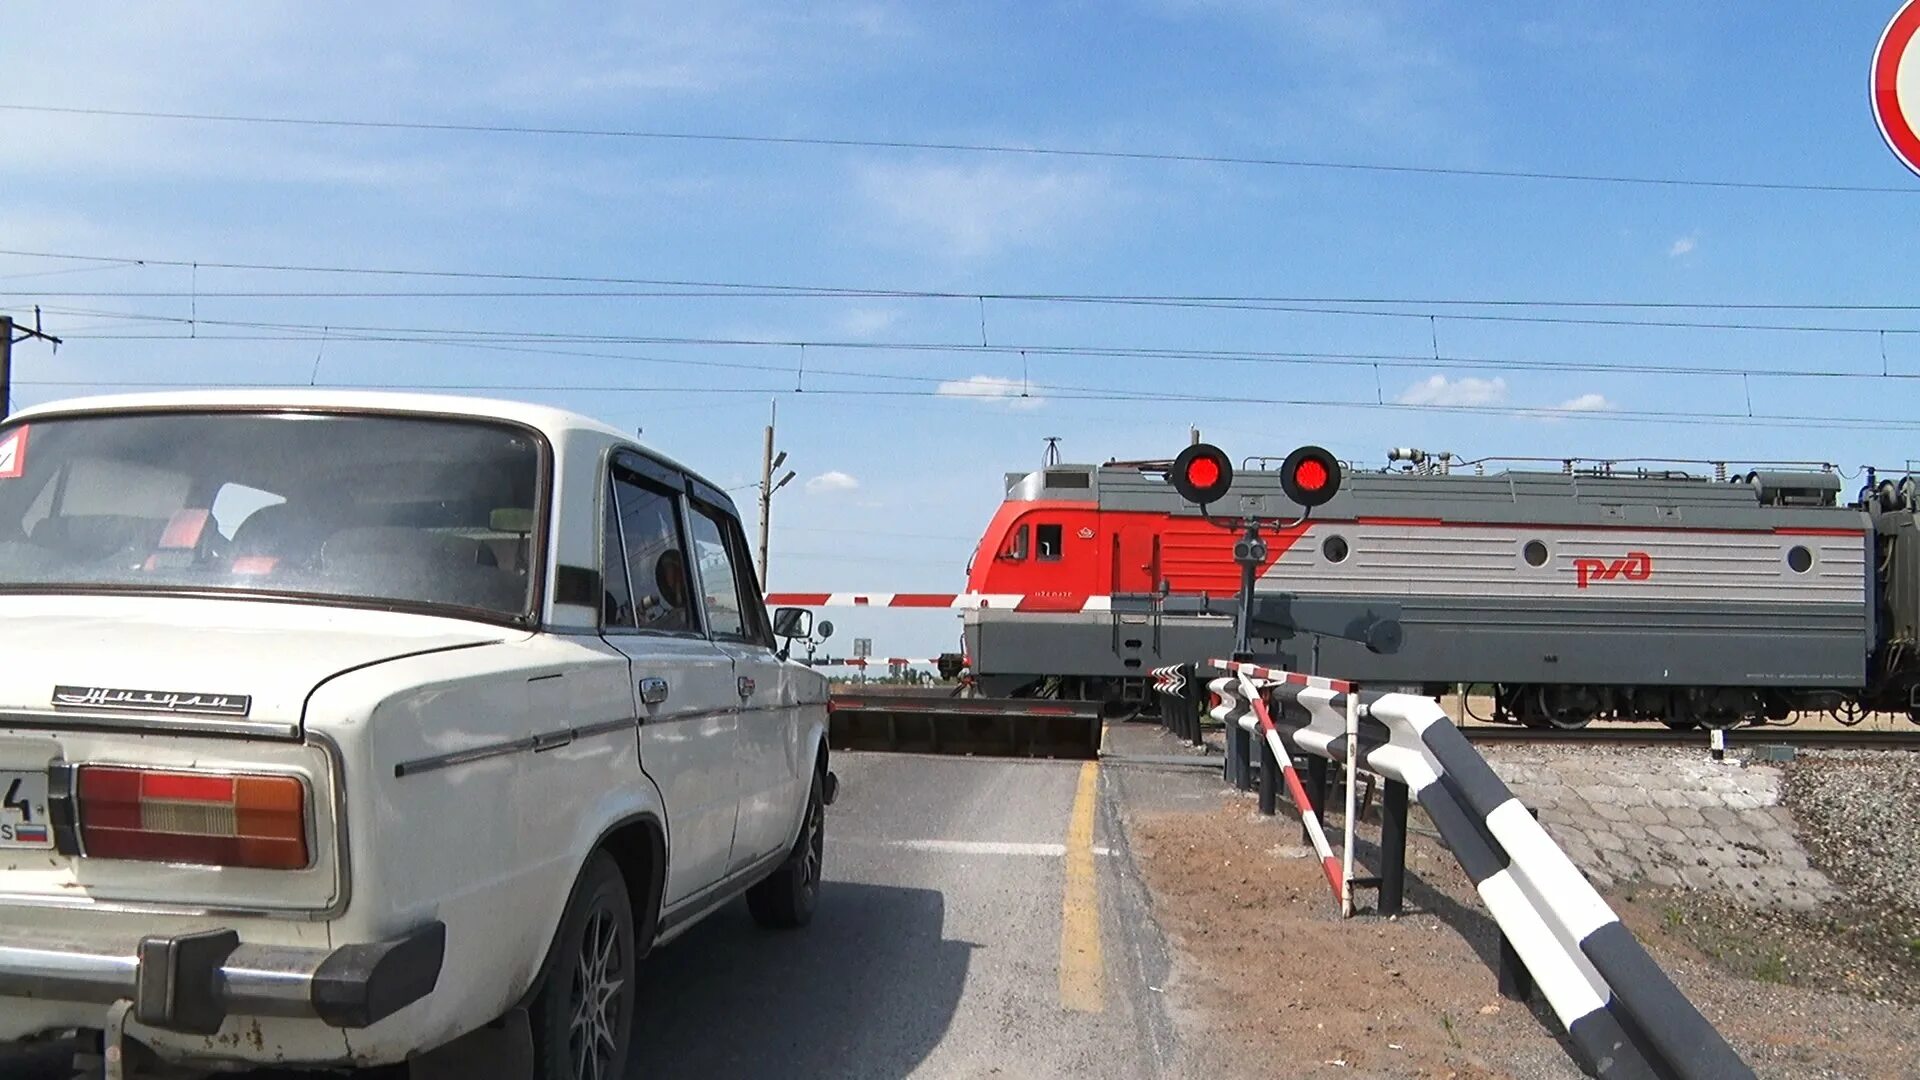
left=1874, top=0, right=1920, bottom=176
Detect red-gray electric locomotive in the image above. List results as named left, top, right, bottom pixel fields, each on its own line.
left=958, top=448, right=1920, bottom=729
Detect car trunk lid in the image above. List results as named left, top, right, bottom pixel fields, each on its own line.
left=0, top=594, right=513, bottom=737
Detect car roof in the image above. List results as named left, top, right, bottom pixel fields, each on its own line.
left=9, top=388, right=630, bottom=440
left=7, top=389, right=734, bottom=511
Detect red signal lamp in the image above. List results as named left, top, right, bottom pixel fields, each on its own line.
left=1280, top=445, right=1342, bottom=507
left=1170, top=443, right=1234, bottom=506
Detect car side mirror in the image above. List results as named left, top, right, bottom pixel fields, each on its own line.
left=771, top=606, right=812, bottom=641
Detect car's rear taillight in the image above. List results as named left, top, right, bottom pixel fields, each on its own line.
left=76, top=766, right=309, bottom=870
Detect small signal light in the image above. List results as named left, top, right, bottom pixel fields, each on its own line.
left=1280, top=445, right=1342, bottom=507
left=1171, top=443, right=1234, bottom=506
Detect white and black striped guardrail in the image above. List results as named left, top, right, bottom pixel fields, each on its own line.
left=1204, top=662, right=1752, bottom=1080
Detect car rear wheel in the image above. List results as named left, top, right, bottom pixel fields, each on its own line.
left=532, top=851, right=636, bottom=1080
left=746, top=770, right=825, bottom=929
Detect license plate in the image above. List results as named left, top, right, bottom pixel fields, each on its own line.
left=0, top=771, right=53, bottom=849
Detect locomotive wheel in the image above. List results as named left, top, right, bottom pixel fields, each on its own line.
left=1660, top=718, right=1699, bottom=731
left=1908, top=707, right=1920, bottom=727
left=1690, top=688, right=1758, bottom=730
left=1827, top=699, right=1866, bottom=727
left=1534, top=687, right=1594, bottom=731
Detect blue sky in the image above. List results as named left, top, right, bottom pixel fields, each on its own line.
left=4, top=2, right=1920, bottom=659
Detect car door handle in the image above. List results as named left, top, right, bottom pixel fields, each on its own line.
left=737, top=676, right=756, bottom=699
left=638, top=677, right=670, bottom=706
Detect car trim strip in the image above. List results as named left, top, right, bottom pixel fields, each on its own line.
left=0, top=710, right=300, bottom=740
left=392, top=716, right=637, bottom=778
left=392, top=700, right=795, bottom=779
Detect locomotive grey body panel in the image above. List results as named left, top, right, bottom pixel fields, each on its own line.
left=966, top=610, right=1235, bottom=697
left=966, top=596, right=1867, bottom=690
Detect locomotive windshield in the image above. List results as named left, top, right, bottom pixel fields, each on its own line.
left=0, top=411, right=544, bottom=622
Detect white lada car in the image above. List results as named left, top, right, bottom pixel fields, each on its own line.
left=0, top=391, right=834, bottom=1079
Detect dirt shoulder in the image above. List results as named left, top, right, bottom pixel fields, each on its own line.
left=1124, top=788, right=1920, bottom=1080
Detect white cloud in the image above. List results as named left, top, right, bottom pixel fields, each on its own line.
left=838, top=307, right=900, bottom=337
left=1396, top=374, right=1508, bottom=408
left=804, top=470, right=860, bottom=494
left=855, top=161, right=1116, bottom=258
left=1668, top=234, right=1698, bottom=258
left=1156, top=2, right=1476, bottom=154
left=1555, top=393, right=1613, bottom=412
left=0, top=4, right=909, bottom=198
left=936, top=374, right=1045, bottom=410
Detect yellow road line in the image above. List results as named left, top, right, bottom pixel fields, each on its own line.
left=1059, top=760, right=1105, bottom=1012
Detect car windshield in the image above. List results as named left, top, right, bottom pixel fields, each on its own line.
left=0, top=410, right=543, bottom=620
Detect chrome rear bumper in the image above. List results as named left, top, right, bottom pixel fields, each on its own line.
left=0, top=921, right=443, bottom=1034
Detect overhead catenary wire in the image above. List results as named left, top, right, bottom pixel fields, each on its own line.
left=15, top=245, right=1920, bottom=321
left=14, top=304, right=1915, bottom=384
left=17, top=287, right=1920, bottom=335
left=7, top=374, right=1915, bottom=434
left=0, top=103, right=1912, bottom=196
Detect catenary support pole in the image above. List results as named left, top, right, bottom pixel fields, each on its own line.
left=757, top=399, right=775, bottom=584
left=1, top=315, right=12, bottom=418
left=1, top=311, right=61, bottom=420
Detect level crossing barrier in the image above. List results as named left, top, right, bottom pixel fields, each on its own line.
left=1206, top=660, right=1752, bottom=1080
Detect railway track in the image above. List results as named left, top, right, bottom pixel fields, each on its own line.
left=1458, top=725, right=1920, bottom=751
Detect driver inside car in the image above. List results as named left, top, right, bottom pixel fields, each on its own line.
left=635, top=548, right=692, bottom=631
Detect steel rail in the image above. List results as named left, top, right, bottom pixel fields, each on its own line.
left=1457, top=725, right=1920, bottom=751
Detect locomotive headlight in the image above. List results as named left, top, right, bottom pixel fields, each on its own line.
left=1171, top=443, right=1235, bottom=507
left=1281, top=445, right=1343, bottom=507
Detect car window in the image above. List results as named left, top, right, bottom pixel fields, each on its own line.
left=601, top=475, right=637, bottom=629
left=0, top=413, right=541, bottom=620
left=687, top=504, right=749, bottom=640
left=610, top=469, right=697, bottom=635
left=720, top=510, right=773, bottom=646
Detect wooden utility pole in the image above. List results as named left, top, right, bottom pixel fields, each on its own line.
left=756, top=400, right=794, bottom=588
left=1, top=309, right=64, bottom=418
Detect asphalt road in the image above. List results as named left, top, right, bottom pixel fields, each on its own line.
left=5, top=746, right=1191, bottom=1078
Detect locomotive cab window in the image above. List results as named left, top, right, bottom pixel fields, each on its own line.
left=1037, top=523, right=1063, bottom=561
left=1786, top=545, right=1813, bottom=574
left=1002, top=524, right=1029, bottom=561
left=1523, top=540, right=1550, bottom=567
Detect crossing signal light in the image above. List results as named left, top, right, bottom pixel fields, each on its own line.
left=1171, top=443, right=1234, bottom=506
left=1281, top=445, right=1342, bottom=507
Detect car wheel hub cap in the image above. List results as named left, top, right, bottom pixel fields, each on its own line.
left=801, top=796, right=824, bottom=889
left=568, top=908, right=626, bottom=1080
